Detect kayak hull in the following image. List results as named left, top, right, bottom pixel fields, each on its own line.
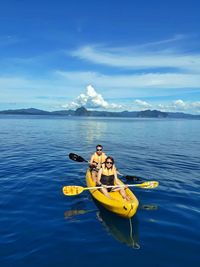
left=86, top=169, right=139, bottom=218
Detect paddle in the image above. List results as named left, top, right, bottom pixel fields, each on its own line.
left=117, top=172, right=143, bottom=182
left=68, top=153, right=143, bottom=182
left=63, top=181, right=159, bottom=196
left=69, top=153, right=89, bottom=163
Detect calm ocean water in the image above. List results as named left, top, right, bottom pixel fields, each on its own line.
left=0, top=115, right=199, bottom=267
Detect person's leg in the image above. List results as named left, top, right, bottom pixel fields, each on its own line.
left=99, top=188, right=113, bottom=199
left=112, top=187, right=130, bottom=201
left=119, top=188, right=131, bottom=201
left=91, top=170, right=98, bottom=183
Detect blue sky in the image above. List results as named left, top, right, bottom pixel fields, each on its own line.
left=1, top=0, right=200, bottom=114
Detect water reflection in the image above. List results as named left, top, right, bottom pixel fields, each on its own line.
left=64, top=204, right=140, bottom=248
left=64, top=209, right=89, bottom=218
left=95, top=202, right=140, bottom=249
left=85, top=120, right=107, bottom=143
left=73, top=118, right=108, bottom=143
left=64, top=200, right=158, bottom=248
left=63, top=199, right=94, bottom=221
left=140, top=204, right=158, bottom=211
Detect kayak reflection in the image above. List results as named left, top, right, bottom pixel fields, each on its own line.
left=141, top=204, right=158, bottom=211
left=63, top=200, right=140, bottom=249
left=64, top=199, right=95, bottom=219
left=64, top=209, right=89, bottom=218
left=95, top=200, right=140, bottom=249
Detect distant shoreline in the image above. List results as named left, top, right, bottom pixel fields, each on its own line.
left=0, top=107, right=200, bottom=119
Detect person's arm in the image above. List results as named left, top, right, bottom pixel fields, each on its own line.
left=113, top=168, right=121, bottom=185
left=89, top=155, right=97, bottom=167
left=114, top=165, right=122, bottom=176
left=113, top=168, right=127, bottom=188
left=89, top=155, right=94, bottom=165
left=100, top=153, right=107, bottom=167
left=96, top=168, right=102, bottom=186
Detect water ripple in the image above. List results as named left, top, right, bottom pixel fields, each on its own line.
left=0, top=116, right=199, bottom=267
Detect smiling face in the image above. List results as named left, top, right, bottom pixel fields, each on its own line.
left=96, top=146, right=103, bottom=155
left=105, top=159, right=113, bottom=169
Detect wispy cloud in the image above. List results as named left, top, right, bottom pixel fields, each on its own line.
left=70, top=40, right=200, bottom=72
left=0, top=75, right=73, bottom=106
left=133, top=34, right=187, bottom=49
left=56, top=70, right=200, bottom=89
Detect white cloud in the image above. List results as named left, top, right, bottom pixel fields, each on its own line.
left=171, top=100, right=200, bottom=112
left=0, top=75, right=77, bottom=109
left=62, top=85, right=122, bottom=110
left=172, top=99, right=187, bottom=109
left=56, top=70, right=200, bottom=89
left=133, top=34, right=186, bottom=49
left=191, top=101, right=200, bottom=109
left=134, top=99, right=152, bottom=109
left=153, top=99, right=200, bottom=113
left=71, top=44, right=200, bottom=73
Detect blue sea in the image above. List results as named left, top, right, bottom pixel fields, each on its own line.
left=0, top=115, right=199, bottom=267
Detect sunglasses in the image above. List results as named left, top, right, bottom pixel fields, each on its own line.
left=96, top=149, right=102, bottom=151
left=106, top=161, right=113, bottom=164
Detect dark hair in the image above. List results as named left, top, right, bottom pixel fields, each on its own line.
left=96, top=144, right=103, bottom=149
left=105, top=156, right=114, bottom=164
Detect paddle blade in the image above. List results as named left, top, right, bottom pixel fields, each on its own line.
left=124, top=175, right=143, bottom=182
left=63, top=186, right=84, bottom=196
left=139, top=181, right=159, bottom=189
left=69, top=153, right=88, bottom=163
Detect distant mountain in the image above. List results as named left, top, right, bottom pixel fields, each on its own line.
left=0, top=108, right=50, bottom=115
left=74, top=106, right=90, bottom=116
left=51, top=109, right=74, bottom=116
left=137, top=109, right=168, bottom=118
left=167, top=112, right=200, bottom=119
left=0, top=107, right=200, bottom=119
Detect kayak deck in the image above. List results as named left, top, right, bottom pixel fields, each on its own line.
left=86, top=169, right=139, bottom=218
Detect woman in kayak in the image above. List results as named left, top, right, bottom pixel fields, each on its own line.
left=89, top=144, right=107, bottom=183
left=96, top=156, right=130, bottom=201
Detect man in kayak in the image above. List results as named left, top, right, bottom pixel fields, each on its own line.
left=89, top=144, right=107, bottom=183
left=96, top=156, right=130, bottom=201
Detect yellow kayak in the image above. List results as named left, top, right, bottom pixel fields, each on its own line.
left=86, top=169, right=139, bottom=218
